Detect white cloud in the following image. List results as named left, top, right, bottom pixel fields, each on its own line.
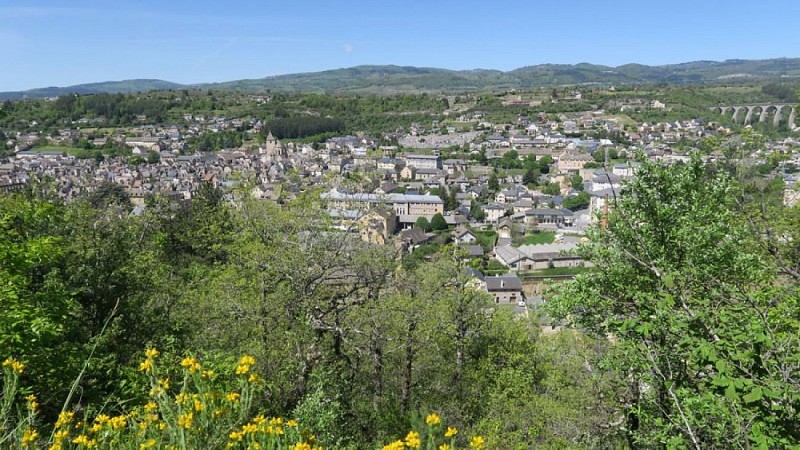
left=342, top=43, right=354, bottom=54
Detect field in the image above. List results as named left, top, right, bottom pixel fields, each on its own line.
left=518, top=231, right=556, bottom=245
left=28, top=146, right=88, bottom=156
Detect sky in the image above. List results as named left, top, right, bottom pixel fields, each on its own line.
left=2, top=0, right=799, bottom=91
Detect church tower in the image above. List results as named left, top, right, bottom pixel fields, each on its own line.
left=264, top=131, right=284, bottom=159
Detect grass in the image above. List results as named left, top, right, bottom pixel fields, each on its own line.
left=471, top=229, right=497, bottom=250
left=518, top=232, right=556, bottom=246
left=28, top=146, right=84, bottom=154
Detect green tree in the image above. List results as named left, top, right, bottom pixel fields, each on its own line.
left=469, top=200, right=486, bottom=221
left=562, top=192, right=589, bottom=211
left=430, top=213, right=448, bottom=231
left=85, top=181, right=131, bottom=209
left=547, top=154, right=800, bottom=448
left=488, top=171, right=500, bottom=192
left=147, top=150, right=160, bottom=164
left=570, top=174, right=584, bottom=191
left=542, top=182, right=560, bottom=196
left=415, top=216, right=431, bottom=232
left=522, top=168, right=539, bottom=186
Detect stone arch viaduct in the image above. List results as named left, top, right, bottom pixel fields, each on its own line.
left=711, top=104, right=797, bottom=129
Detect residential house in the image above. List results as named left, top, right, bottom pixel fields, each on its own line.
left=358, top=209, right=397, bottom=245
left=557, top=150, right=594, bottom=172
left=453, top=226, right=478, bottom=245
left=485, top=275, right=524, bottom=304
left=484, top=203, right=506, bottom=222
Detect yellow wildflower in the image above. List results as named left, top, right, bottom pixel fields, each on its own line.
left=54, top=429, right=69, bottom=442
left=201, top=369, right=216, bottom=380
left=145, top=348, right=159, bottom=359
left=177, top=412, right=193, bottom=429
left=242, top=423, right=258, bottom=434
left=292, top=443, right=312, bottom=450
left=140, top=439, right=157, bottom=449
left=381, top=440, right=405, bottom=450
left=71, top=435, right=97, bottom=448
left=89, top=423, right=102, bottom=434
left=49, top=444, right=62, bottom=450
left=252, top=414, right=266, bottom=425
left=445, top=426, right=458, bottom=437
left=181, top=356, right=201, bottom=373
left=225, top=392, right=240, bottom=403
left=159, top=377, right=170, bottom=390
left=248, top=373, right=261, bottom=383
left=425, top=412, right=441, bottom=426
left=109, top=415, right=127, bottom=430
left=269, top=417, right=283, bottom=426
left=404, top=431, right=421, bottom=449
left=469, top=436, right=485, bottom=449
left=239, top=355, right=256, bottom=366
left=439, top=445, right=452, bottom=450
left=175, top=392, right=190, bottom=404
left=25, top=394, right=39, bottom=412
left=21, top=427, right=38, bottom=447
left=144, top=401, right=158, bottom=413
left=2, top=357, right=25, bottom=374
left=235, top=364, right=250, bottom=375
left=139, top=358, right=153, bottom=373
left=94, top=414, right=110, bottom=425
left=247, top=443, right=262, bottom=450
left=229, top=431, right=244, bottom=442
left=286, top=419, right=299, bottom=427
left=193, top=399, right=205, bottom=412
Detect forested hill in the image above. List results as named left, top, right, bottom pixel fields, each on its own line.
left=3, top=58, right=800, bottom=99
left=0, top=79, right=184, bottom=101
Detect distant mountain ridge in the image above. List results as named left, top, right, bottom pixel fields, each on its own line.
left=3, top=58, right=800, bottom=99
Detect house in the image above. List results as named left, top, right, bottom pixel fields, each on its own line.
left=496, top=217, right=513, bottom=239
left=357, top=209, right=397, bottom=245
left=524, top=208, right=571, bottom=228
left=494, top=245, right=536, bottom=271
left=464, top=245, right=484, bottom=258
left=485, top=275, right=524, bottom=304
left=377, top=157, right=398, bottom=170
left=400, top=166, right=416, bottom=180
left=784, top=178, right=799, bottom=207
left=443, top=159, right=467, bottom=174
left=557, top=150, right=594, bottom=172
left=590, top=172, right=622, bottom=192
left=405, top=154, right=442, bottom=170
left=453, top=226, right=478, bottom=245
left=484, top=203, right=506, bottom=222
left=399, top=227, right=432, bottom=249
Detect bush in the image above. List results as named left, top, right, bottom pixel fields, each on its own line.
left=430, top=213, right=448, bottom=231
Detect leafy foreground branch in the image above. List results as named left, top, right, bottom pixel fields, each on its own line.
left=546, top=154, right=800, bottom=449
left=1, top=355, right=485, bottom=450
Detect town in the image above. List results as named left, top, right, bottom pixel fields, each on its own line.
left=1, top=87, right=798, bottom=310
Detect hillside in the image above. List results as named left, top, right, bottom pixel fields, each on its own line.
left=2, top=58, right=800, bottom=99
left=0, top=79, right=185, bottom=100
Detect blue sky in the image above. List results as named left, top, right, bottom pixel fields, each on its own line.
left=2, top=0, right=799, bottom=91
